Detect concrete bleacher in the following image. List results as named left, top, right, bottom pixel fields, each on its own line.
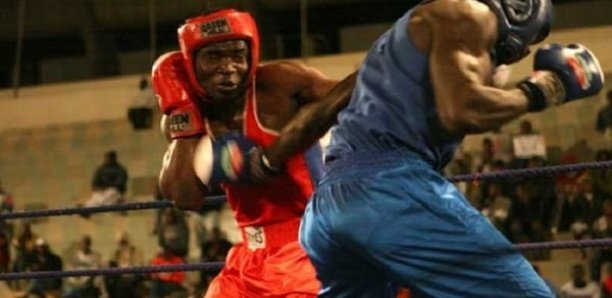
left=0, top=119, right=166, bottom=206
left=0, top=118, right=242, bottom=266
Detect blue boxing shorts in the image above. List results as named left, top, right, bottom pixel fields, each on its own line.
left=299, top=151, right=553, bottom=298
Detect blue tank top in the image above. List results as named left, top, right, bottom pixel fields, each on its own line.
left=326, top=8, right=463, bottom=170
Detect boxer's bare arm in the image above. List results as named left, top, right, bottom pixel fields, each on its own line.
left=260, top=62, right=357, bottom=167
left=424, top=0, right=530, bottom=134
left=158, top=115, right=207, bottom=211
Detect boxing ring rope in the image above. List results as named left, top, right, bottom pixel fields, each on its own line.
left=1, top=160, right=610, bottom=221
left=0, top=262, right=225, bottom=281
left=0, top=160, right=610, bottom=281
left=449, top=160, right=612, bottom=182
left=0, top=195, right=226, bottom=221
left=1, top=239, right=612, bottom=280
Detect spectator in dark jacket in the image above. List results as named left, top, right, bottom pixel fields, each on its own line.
left=82, top=151, right=129, bottom=209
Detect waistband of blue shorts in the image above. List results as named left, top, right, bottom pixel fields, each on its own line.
left=323, top=150, right=433, bottom=179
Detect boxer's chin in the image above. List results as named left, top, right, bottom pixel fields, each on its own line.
left=491, top=65, right=513, bottom=88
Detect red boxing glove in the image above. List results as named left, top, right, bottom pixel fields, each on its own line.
left=152, top=51, right=205, bottom=138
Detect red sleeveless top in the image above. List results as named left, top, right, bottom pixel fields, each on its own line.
left=223, top=87, right=322, bottom=228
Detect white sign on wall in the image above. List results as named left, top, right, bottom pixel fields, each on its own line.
left=513, top=134, right=547, bottom=158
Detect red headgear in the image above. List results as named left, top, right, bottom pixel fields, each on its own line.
left=178, top=9, right=260, bottom=98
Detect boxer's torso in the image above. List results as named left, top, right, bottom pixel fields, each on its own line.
left=205, top=63, right=323, bottom=227
left=326, top=8, right=463, bottom=170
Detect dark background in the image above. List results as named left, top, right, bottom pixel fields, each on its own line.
left=0, top=0, right=607, bottom=88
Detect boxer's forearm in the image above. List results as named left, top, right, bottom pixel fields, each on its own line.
left=265, top=71, right=357, bottom=167
left=159, top=138, right=207, bottom=211
left=444, top=86, right=529, bottom=134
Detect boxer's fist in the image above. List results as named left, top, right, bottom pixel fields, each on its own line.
left=519, top=44, right=604, bottom=111
left=248, top=146, right=282, bottom=184
left=193, top=132, right=255, bottom=187
left=152, top=51, right=205, bottom=138
left=193, top=133, right=283, bottom=187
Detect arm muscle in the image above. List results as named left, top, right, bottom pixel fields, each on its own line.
left=427, top=1, right=529, bottom=134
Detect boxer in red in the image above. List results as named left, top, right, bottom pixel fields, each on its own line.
left=153, top=9, right=355, bottom=297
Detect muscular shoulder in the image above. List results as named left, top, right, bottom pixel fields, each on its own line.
left=256, top=61, right=321, bottom=90
left=417, top=0, right=497, bottom=49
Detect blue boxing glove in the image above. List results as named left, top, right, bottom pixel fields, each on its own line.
left=518, top=43, right=604, bottom=111
left=193, top=132, right=281, bottom=187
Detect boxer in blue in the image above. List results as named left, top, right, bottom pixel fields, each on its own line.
left=288, top=0, right=605, bottom=297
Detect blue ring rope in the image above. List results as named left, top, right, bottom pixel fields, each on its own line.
left=0, top=161, right=609, bottom=221
left=1, top=238, right=611, bottom=280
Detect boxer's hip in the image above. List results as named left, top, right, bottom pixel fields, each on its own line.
left=205, top=220, right=319, bottom=297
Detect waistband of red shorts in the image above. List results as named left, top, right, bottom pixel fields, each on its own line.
left=239, top=218, right=301, bottom=250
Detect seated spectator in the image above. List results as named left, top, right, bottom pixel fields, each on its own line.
left=569, top=176, right=601, bottom=235
left=592, top=150, right=612, bottom=202
left=157, top=208, right=189, bottom=259
left=602, top=263, right=612, bottom=298
left=63, top=235, right=106, bottom=298
left=11, top=223, right=37, bottom=290
left=590, top=200, right=612, bottom=282
left=25, top=238, right=62, bottom=297
left=106, top=231, right=144, bottom=298
left=81, top=151, right=128, bottom=210
left=560, top=264, right=600, bottom=298
left=534, top=265, right=560, bottom=297
left=565, top=139, right=595, bottom=163
left=507, top=183, right=541, bottom=238
left=526, top=157, right=557, bottom=231
left=0, top=224, right=9, bottom=273
left=0, top=179, right=14, bottom=274
left=200, top=227, right=232, bottom=289
left=481, top=182, right=512, bottom=233
left=150, top=245, right=186, bottom=298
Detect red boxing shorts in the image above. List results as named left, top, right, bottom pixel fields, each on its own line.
left=204, top=218, right=320, bottom=298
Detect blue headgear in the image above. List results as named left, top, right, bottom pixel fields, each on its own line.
left=480, top=0, right=553, bottom=65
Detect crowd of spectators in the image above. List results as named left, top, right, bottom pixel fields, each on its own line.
left=0, top=175, right=232, bottom=298
left=0, top=215, right=232, bottom=298
left=445, top=116, right=612, bottom=297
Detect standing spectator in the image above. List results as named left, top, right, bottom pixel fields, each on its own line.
left=150, top=246, right=186, bottom=298
left=511, top=119, right=546, bottom=169
left=63, top=235, right=106, bottom=298
left=157, top=208, right=189, bottom=259
left=26, top=238, right=63, bottom=297
left=565, top=139, right=595, bottom=163
left=82, top=151, right=129, bottom=209
left=560, top=264, right=600, bottom=298
left=128, top=77, right=156, bottom=130
left=596, top=90, right=612, bottom=143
